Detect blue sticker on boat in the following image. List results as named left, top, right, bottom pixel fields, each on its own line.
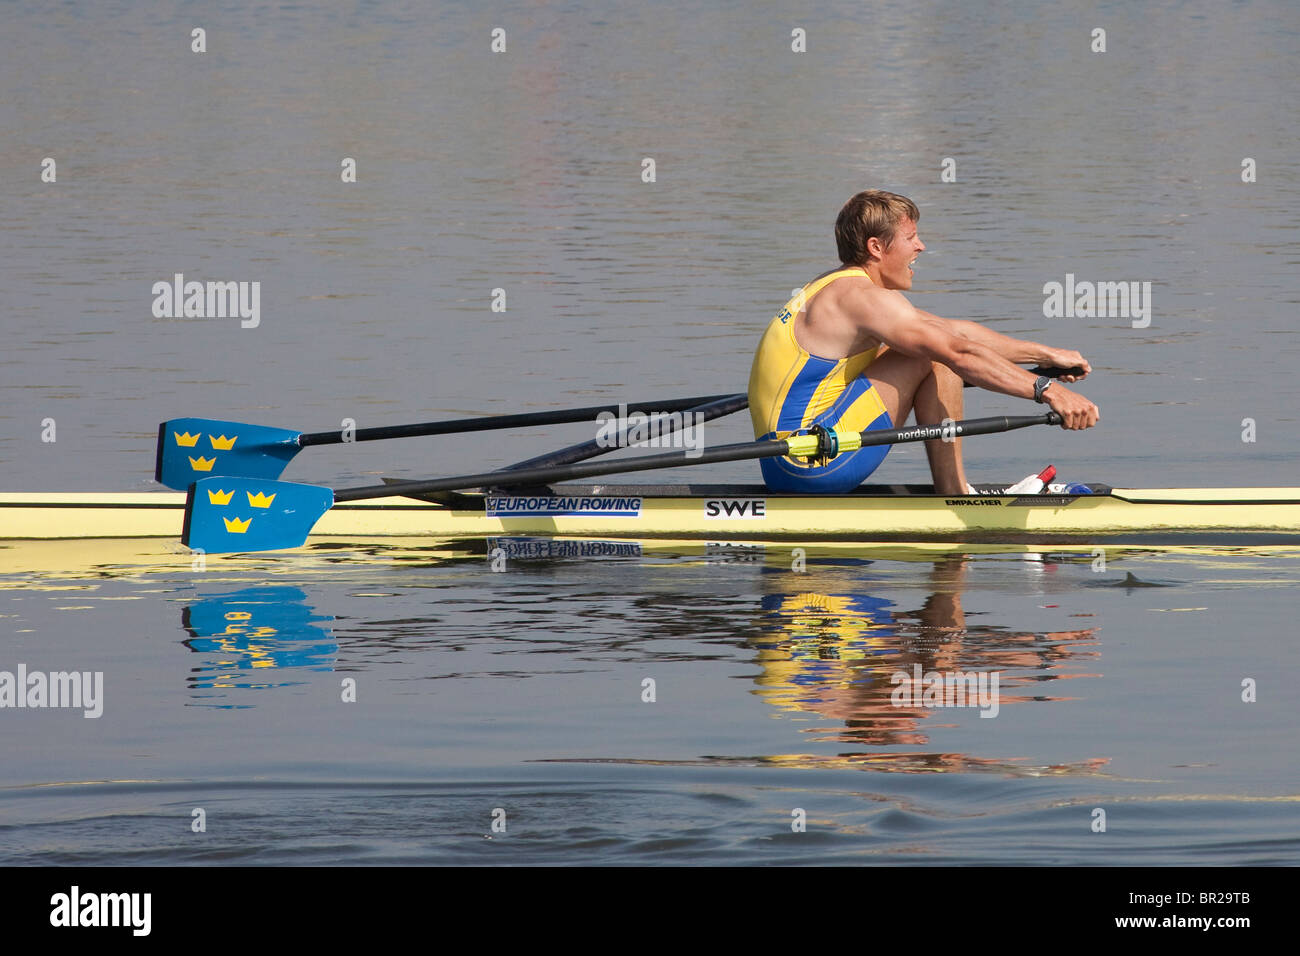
left=485, top=496, right=643, bottom=517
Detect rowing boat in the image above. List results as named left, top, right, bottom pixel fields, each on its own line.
left=6, top=483, right=1300, bottom=543
left=10, top=387, right=1294, bottom=551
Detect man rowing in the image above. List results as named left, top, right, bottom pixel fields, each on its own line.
left=748, top=190, right=1100, bottom=495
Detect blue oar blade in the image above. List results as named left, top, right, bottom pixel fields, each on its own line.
left=183, top=478, right=333, bottom=554
left=156, top=418, right=302, bottom=490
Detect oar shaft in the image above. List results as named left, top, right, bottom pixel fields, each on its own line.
left=855, top=413, right=1061, bottom=448
left=335, top=439, right=786, bottom=502
left=498, top=393, right=750, bottom=472
left=297, top=394, right=742, bottom=446
left=334, top=412, right=1060, bottom=503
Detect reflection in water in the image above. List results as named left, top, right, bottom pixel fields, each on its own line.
left=95, top=534, right=1275, bottom=773
left=181, top=586, right=336, bottom=698
left=434, top=537, right=1112, bottom=774
left=749, top=551, right=1105, bottom=772
left=486, top=537, right=643, bottom=560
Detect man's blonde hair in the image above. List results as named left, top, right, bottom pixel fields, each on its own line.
left=835, top=190, right=920, bottom=266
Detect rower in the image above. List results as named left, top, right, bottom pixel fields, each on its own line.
left=747, top=189, right=1100, bottom=496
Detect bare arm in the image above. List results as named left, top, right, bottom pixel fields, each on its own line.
left=858, top=289, right=1099, bottom=429
left=915, top=309, right=1090, bottom=382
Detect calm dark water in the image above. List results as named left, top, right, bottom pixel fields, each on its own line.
left=1, top=538, right=1297, bottom=864
left=1, top=0, right=1298, bottom=865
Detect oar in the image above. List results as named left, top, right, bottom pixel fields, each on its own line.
left=154, top=393, right=741, bottom=489
left=183, top=412, right=1062, bottom=553
left=373, top=368, right=1080, bottom=500
left=373, top=364, right=1086, bottom=500
left=379, top=393, right=751, bottom=502
left=502, top=393, right=750, bottom=471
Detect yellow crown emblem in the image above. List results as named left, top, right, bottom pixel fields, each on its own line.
left=189, top=456, right=216, bottom=472
left=206, top=488, right=234, bottom=505
left=223, top=516, right=252, bottom=534
left=174, top=431, right=200, bottom=447
left=209, top=434, right=237, bottom=450
left=247, top=491, right=276, bottom=508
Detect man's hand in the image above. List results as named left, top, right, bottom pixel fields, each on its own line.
left=1043, top=383, right=1099, bottom=430
left=1038, top=348, right=1091, bottom=382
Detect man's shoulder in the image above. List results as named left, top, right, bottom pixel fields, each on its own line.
left=819, top=276, right=905, bottom=315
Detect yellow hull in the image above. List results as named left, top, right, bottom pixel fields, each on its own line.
left=6, top=534, right=1298, bottom=583
left=3, top=486, right=1300, bottom=542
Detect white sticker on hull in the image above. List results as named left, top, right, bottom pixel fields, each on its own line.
left=703, top=498, right=767, bottom=519
left=485, top=495, right=643, bottom=518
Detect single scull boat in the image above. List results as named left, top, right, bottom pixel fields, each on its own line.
left=4, top=483, right=1300, bottom=542
left=5, top=382, right=1295, bottom=551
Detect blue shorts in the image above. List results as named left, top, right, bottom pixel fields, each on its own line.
left=760, top=406, right=894, bottom=493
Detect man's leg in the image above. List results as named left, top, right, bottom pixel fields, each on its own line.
left=862, top=350, right=969, bottom=495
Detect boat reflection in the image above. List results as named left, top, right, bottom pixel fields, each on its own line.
left=181, top=585, right=336, bottom=697
left=480, top=537, right=1109, bottom=774
left=747, top=549, right=1105, bottom=773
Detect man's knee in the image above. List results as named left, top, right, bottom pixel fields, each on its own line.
left=891, top=351, right=935, bottom=385
left=929, top=360, right=963, bottom=386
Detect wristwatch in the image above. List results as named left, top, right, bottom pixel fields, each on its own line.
left=1033, top=376, right=1053, bottom=403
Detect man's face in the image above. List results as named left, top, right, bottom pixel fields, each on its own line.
left=875, top=218, right=924, bottom=290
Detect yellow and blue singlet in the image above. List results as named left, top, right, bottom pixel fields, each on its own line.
left=748, top=267, right=894, bottom=492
